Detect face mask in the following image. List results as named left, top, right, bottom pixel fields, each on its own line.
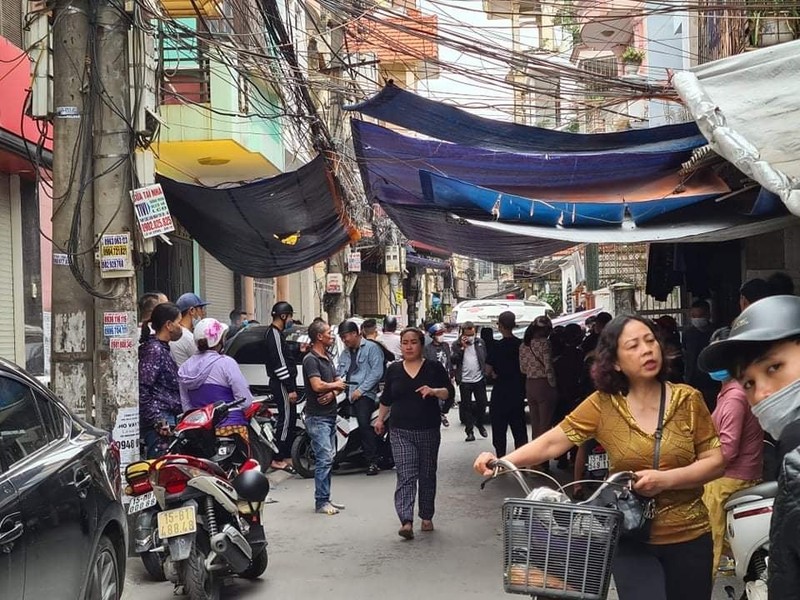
left=708, top=369, right=730, bottom=382
left=434, top=335, right=444, bottom=343
left=465, top=335, right=475, bottom=344
left=691, top=317, right=709, bottom=329
left=750, top=378, right=800, bottom=440
left=191, top=317, right=200, bottom=328
left=284, top=318, right=294, bottom=332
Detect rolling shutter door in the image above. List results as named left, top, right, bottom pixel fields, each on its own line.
left=0, top=176, right=16, bottom=360
left=201, top=248, right=235, bottom=322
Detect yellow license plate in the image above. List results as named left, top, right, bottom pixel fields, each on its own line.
left=157, top=506, right=197, bottom=539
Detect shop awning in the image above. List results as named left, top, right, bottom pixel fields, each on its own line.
left=674, top=40, right=800, bottom=216
left=346, top=82, right=704, bottom=153
left=159, top=155, right=355, bottom=277
left=405, top=253, right=449, bottom=270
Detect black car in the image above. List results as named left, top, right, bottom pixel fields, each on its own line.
left=0, top=358, right=127, bottom=599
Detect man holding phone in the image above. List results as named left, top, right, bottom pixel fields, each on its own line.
left=451, top=321, right=489, bottom=442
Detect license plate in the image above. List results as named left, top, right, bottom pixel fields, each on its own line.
left=588, top=453, right=609, bottom=472
left=157, top=506, right=197, bottom=539
left=128, top=491, right=157, bottom=514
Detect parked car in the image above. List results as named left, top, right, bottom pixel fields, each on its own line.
left=0, top=358, right=127, bottom=600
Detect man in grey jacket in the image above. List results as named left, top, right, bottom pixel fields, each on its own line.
left=451, top=321, right=488, bottom=442
left=337, top=320, right=385, bottom=475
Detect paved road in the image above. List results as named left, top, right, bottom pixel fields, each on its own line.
left=122, top=424, right=740, bottom=599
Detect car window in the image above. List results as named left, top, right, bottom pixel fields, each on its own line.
left=0, top=376, right=57, bottom=470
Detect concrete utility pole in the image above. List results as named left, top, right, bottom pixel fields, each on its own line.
left=92, top=0, right=138, bottom=430
left=51, top=0, right=138, bottom=433
left=51, top=0, right=95, bottom=420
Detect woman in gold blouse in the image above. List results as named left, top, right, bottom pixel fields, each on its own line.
left=475, top=315, right=724, bottom=600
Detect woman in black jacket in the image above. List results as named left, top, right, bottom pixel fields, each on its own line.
left=699, top=294, right=800, bottom=596
left=375, top=328, right=454, bottom=540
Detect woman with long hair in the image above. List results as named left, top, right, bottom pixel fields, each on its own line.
left=476, top=315, right=724, bottom=600
left=139, top=302, right=184, bottom=458
left=520, top=316, right=558, bottom=451
left=375, top=328, right=454, bottom=540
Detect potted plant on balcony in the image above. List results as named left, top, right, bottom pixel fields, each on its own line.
left=621, top=47, right=644, bottom=76
left=748, top=0, right=798, bottom=47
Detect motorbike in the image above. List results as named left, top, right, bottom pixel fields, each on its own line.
left=125, top=397, right=263, bottom=583
left=290, top=392, right=394, bottom=479
left=148, top=399, right=272, bottom=600
left=245, top=394, right=280, bottom=473
left=723, top=480, right=777, bottom=600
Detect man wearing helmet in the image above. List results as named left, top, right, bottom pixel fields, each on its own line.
left=699, top=294, right=800, bottom=597
left=265, top=301, right=298, bottom=473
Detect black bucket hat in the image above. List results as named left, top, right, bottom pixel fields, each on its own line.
left=699, top=295, right=800, bottom=373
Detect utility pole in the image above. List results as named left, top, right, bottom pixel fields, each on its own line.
left=92, top=0, right=138, bottom=430
left=51, top=0, right=95, bottom=420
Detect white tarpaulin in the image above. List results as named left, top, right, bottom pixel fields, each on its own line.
left=673, top=41, right=800, bottom=216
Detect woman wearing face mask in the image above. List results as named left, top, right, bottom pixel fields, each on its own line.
left=701, top=327, right=764, bottom=576
left=139, top=302, right=184, bottom=458
left=699, top=295, right=800, bottom=597
left=683, top=299, right=719, bottom=411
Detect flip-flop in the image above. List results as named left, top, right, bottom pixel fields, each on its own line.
left=279, top=465, right=298, bottom=475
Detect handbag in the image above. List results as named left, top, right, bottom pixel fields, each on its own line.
left=587, top=383, right=666, bottom=542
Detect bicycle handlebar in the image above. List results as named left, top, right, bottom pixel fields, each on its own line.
left=487, top=458, right=532, bottom=496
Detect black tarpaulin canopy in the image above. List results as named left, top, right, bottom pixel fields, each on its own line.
left=158, top=155, right=354, bottom=278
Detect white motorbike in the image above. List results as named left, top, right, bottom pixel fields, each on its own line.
left=723, top=480, right=777, bottom=600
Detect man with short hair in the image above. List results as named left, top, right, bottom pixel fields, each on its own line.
left=683, top=299, right=719, bottom=410
left=337, top=320, right=385, bottom=475
left=138, top=291, right=168, bottom=333
left=361, top=318, right=379, bottom=340
left=302, top=319, right=347, bottom=514
left=580, top=311, right=612, bottom=355
left=380, top=316, right=402, bottom=360
left=485, top=311, right=528, bottom=457
left=228, top=309, right=248, bottom=337
left=739, top=278, right=772, bottom=312
left=170, top=292, right=209, bottom=366
left=424, top=323, right=454, bottom=426
left=266, top=301, right=298, bottom=472
left=451, top=321, right=489, bottom=442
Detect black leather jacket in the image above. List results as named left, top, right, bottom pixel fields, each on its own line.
left=769, top=429, right=800, bottom=600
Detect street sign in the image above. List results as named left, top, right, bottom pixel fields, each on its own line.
left=131, top=184, right=176, bottom=239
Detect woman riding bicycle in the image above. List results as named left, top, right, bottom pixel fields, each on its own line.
left=475, top=315, right=724, bottom=600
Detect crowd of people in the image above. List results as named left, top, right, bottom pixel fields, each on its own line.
left=136, top=273, right=800, bottom=598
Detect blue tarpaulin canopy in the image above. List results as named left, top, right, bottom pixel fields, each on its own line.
left=345, top=82, right=706, bottom=153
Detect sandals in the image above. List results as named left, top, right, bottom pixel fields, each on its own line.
left=398, top=523, right=414, bottom=540
left=421, top=520, right=434, bottom=532
left=271, top=463, right=297, bottom=475
left=316, top=503, right=340, bottom=515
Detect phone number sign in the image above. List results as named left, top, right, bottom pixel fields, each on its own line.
left=131, top=184, right=175, bottom=239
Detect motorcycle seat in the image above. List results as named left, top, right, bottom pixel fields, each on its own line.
left=725, top=480, right=779, bottom=510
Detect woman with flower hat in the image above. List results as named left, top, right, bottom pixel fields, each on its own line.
left=178, top=318, right=253, bottom=442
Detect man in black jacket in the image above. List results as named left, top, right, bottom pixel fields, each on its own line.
left=265, top=301, right=298, bottom=473
left=699, top=294, right=800, bottom=599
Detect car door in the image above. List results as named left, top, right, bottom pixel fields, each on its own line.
left=0, top=476, right=23, bottom=597
left=0, top=373, right=95, bottom=599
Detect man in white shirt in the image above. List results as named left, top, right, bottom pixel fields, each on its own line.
left=170, top=292, right=209, bottom=366
left=379, top=316, right=402, bottom=361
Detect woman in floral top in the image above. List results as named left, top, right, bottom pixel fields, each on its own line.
left=139, top=302, right=184, bottom=458
left=519, top=316, right=557, bottom=453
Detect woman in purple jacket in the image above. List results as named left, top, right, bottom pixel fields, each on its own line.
left=178, top=318, right=253, bottom=442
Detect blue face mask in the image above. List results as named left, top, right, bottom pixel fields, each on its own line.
left=708, top=369, right=731, bottom=382
left=284, top=318, right=294, bottom=332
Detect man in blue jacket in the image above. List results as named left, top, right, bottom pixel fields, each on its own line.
left=338, top=320, right=385, bottom=475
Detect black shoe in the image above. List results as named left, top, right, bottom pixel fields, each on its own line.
left=465, top=432, right=476, bottom=442
left=366, top=464, right=379, bottom=476
left=477, top=426, right=488, bottom=438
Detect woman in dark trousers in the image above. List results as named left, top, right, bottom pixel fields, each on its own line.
left=520, top=316, right=558, bottom=461
left=476, top=315, right=724, bottom=600
left=375, top=328, right=454, bottom=540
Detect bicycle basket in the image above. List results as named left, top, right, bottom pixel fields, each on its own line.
left=502, top=498, right=622, bottom=599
